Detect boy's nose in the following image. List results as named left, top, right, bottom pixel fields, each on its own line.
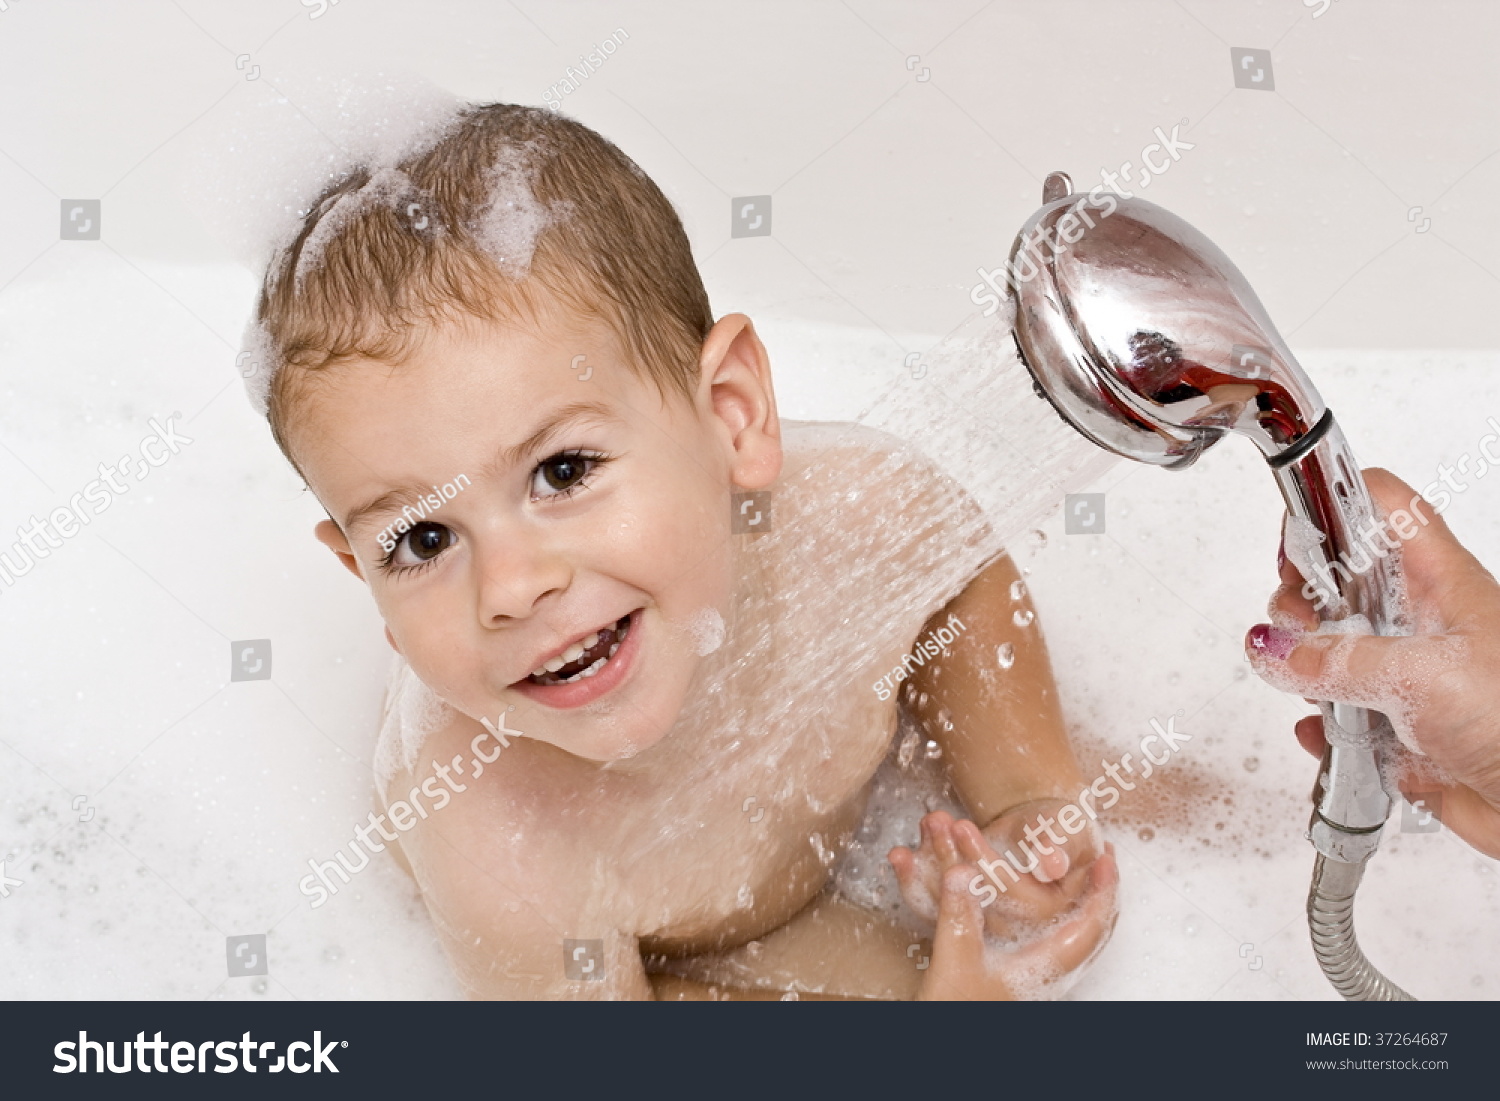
left=472, top=530, right=573, bottom=625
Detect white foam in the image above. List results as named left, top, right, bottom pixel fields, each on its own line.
left=182, top=67, right=495, bottom=415
left=181, top=66, right=464, bottom=276
left=291, top=164, right=430, bottom=296
left=236, top=315, right=279, bottom=417
left=686, top=606, right=727, bottom=656
left=374, top=655, right=455, bottom=792
left=469, top=142, right=562, bottom=281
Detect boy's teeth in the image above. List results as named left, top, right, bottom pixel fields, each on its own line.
left=526, top=614, right=632, bottom=685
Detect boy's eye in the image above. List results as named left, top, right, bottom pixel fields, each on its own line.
left=532, top=451, right=601, bottom=498
left=391, top=522, right=453, bottom=567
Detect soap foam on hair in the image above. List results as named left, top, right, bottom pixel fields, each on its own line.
left=184, top=67, right=566, bottom=415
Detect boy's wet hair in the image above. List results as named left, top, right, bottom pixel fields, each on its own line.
left=253, top=102, right=712, bottom=472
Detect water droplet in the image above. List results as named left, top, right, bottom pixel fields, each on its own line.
left=252, top=978, right=269, bottom=995
left=323, top=946, right=343, bottom=962
left=1009, top=579, right=1026, bottom=601
left=1167, top=671, right=1180, bottom=685
left=898, top=728, right=920, bottom=769
left=737, top=884, right=754, bottom=909
left=1029, top=530, right=1047, bottom=551
left=1184, top=916, right=1199, bottom=936
left=996, top=642, right=1016, bottom=670
left=1243, top=757, right=1260, bottom=772
left=1138, top=827, right=1155, bottom=841
left=1012, top=608, right=1035, bottom=628
left=924, top=738, right=944, bottom=759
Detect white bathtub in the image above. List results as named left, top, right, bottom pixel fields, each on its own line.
left=1, top=260, right=1495, bottom=999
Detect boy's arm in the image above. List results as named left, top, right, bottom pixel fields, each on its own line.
left=382, top=747, right=658, bottom=1001
left=905, top=550, right=1085, bottom=825
left=891, top=549, right=1119, bottom=996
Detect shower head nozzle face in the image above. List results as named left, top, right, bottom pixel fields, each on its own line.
left=1007, top=173, right=1327, bottom=467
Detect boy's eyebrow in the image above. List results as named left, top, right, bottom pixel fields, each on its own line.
left=341, top=398, right=618, bottom=535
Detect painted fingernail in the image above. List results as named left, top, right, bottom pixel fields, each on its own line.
left=1246, top=623, right=1299, bottom=661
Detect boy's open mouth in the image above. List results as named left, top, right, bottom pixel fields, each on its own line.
left=524, top=614, right=632, bottom=686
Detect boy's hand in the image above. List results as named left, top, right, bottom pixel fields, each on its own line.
left=902, top=841, right=1119, bottom=1000
left=889, top=805, right=1101, bottom=936
left=889, top=809, right=1118, bottom=998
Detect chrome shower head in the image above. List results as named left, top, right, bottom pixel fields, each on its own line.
left=1005, top=173, right=1416, bottom=1000
left=1009, top=171, right=1329, bottom=471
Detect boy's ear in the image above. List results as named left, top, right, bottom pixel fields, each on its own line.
left=697, top=313, right=782, bottom=489
left=315, top=518, right=366, bottom=582
left=314, top=518, right=402, bottom=655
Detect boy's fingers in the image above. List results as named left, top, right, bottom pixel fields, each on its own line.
left=927, top=811, right=960, bottom=866
left=931, top=865, right=986, bottom=973
left=1017, top=848, right=1120, bottom=977
left=1032, top=843, right=1070, bottom=885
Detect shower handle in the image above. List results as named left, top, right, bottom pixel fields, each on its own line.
left=1269, top=417, right=1400, bottom=864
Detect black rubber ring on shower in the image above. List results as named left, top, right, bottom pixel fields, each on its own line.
left=1267, top=407, right=1335, bottom=469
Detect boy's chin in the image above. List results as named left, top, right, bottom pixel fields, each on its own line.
left=566, top=720, right=671, bottom=763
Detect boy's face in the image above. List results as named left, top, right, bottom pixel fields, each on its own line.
left=293, top=299, right=780, bottom=762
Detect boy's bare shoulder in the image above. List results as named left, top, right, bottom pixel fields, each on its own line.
left=777, top=420, right=998, bottom=552
left=772, top=420, right=1006, bottom=630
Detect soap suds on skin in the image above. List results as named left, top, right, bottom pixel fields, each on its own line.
left=375, top=656, right=456, bottom=792
left=687, top=607, right=727, bottom=656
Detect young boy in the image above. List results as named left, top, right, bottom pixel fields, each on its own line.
left=253, top=103, right=1117, bottom=999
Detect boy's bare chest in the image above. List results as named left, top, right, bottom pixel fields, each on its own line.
left=562, top=681, right=900, bottom=951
